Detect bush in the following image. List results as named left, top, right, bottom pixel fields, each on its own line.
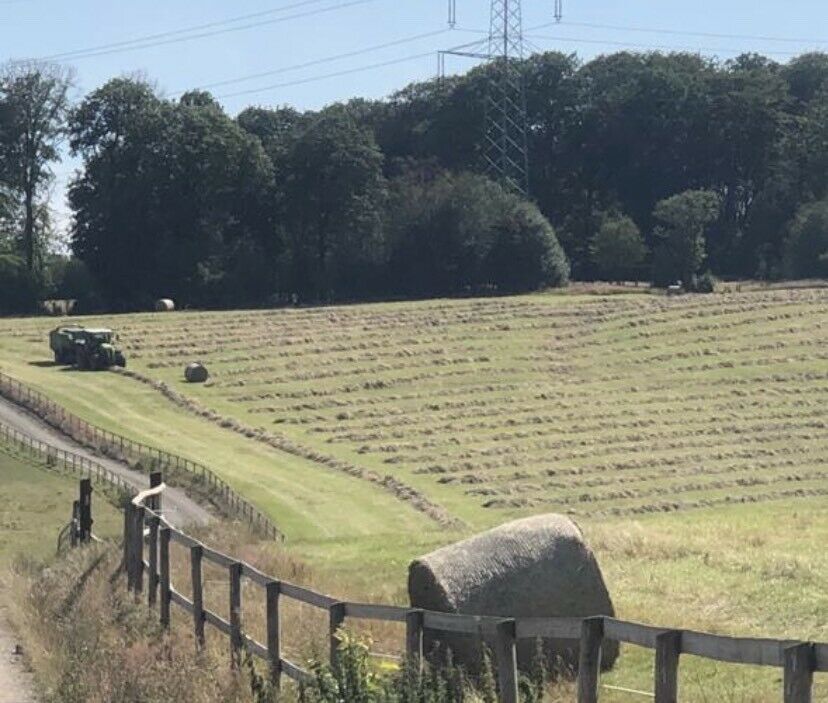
left=0, top=254, right=40, bottom=314
left=485, top=199, right=570, bottom=292
left=784, top=199, right=828, bottom=278
left=590, top=213, right=647, bottom=282
left=386, top=171, right=569, bottom=296
left=298, top=630, right=558, bottom=703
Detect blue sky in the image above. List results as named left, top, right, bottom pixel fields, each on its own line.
left=2, top=0, right=828, bottom=232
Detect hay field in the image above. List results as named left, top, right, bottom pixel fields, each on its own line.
left=1, top=287, right=827, bottom=699
left=7, top=287, right=827, bottom=528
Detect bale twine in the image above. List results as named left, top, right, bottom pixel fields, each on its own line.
left=184, top=362, right=209, bottom=384
left=408, top=513, right=618, bottom=675
left=155, top=298, right=175, bottom=312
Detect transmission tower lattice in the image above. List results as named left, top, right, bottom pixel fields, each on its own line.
left=441, top=1, right=563, bottom=195
left=484, top=0, right=530, bottom=194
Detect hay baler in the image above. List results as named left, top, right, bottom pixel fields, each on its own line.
left=49, top=325, right=85, bottom=364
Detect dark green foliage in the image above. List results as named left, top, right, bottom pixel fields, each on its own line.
left=590, top=214, right=647, bottom=282
left=7, top=50, right=828, bottom=315
left=784, top=199, right=828, bottom=278
left=280, top=108, right=387, bottom=300
left=0, top=61, right=71, bottom=275
left=297, top=631, right=550, bottom=703
left=386, top=171, right=568, bottom=296
left=69, top=78, right=275, bottom=309
left=0, top=253, right=39, bottom=314
left=651, top=190, right=721, bottom=287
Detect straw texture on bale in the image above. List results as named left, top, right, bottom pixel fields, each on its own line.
left=408, top=513, right=618, bottom=675
left=155, top=298, right=175, bottom=312
left=184, top=362, right=209, bottom=383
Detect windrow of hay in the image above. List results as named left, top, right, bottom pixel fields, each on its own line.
left=115, top=368, right=462, bottom=529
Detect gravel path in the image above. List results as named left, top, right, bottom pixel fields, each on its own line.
left=0, top=606, right=35, bottom=703
left=0, top=395, right=211, bottom=528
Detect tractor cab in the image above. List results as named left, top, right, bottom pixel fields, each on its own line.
left=73, top=328, right=126, bottom=371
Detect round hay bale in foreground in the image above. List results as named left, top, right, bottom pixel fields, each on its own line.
left=184, top=362, right=209, bottom=384
left=155, top=298, right=175, bottom=312
left=408, top=513, right=618, bottom=676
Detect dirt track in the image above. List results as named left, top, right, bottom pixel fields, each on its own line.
left=0, top=606, right=35, bottom=703
left=0, top=395, right=211, bottom=528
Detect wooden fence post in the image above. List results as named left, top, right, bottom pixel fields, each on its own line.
left=577, top=617, right=604, bottom=703
left=147, top=516, right=159, bottom=607
left=784, top=643, right=814, bottom=703
left=328, top=602, right=347, bottom=667
left=149, top=471, right=163, bottom=513
left=494, top=619, right=519, bottom=703
left=132, top=505, right=145, bottom=595
left=654, top=630, right=682, bottom=703
left=124, top=503, right=134, bottom=590
left=70, top=500, right=80, bottom=548
left=191, top=545, right=205, bottom=648
left=229, top=562, right=243, bottom=669
left=79, top=478, right=93, bottom=542
left=159, top=527, right=171, bottom=629
left=405, top=609, right=425, bottom=670
left=266, top=580, right=282, bottom=689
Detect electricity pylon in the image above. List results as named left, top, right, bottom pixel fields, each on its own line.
left=442, top=1, right=563, bottom=195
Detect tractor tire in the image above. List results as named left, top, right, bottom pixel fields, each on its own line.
left=75, top=348, right=89, bottom=371
left=114, top=351, right=126, bottom=368
left=54, top=351, right=61, bottom=364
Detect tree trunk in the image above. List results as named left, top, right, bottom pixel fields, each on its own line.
left=23, top=179, right=35, bottom=273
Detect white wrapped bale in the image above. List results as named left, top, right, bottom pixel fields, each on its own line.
left=184, top=362, right=209, bottom=383
left=155, top=298, right=175, bottom=312
left=408, top=514, right=618, bottom=675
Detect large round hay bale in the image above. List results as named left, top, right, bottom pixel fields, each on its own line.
left=408, top=514, right=618, bottom=676
left=184, top=362, right=209, bottom=383
left=155, top=298, right=175, bottom=312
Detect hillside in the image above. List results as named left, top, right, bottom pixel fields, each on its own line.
left=1, top=287, right=827, bottom=699
left=4, top=287, right=827, bottom=528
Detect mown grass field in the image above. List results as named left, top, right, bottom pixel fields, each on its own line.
left=0, top=287, right=826, bottom=700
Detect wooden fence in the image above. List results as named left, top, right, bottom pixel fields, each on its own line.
left=118, top=483, right=827, bottom=703
left=0, top=370, right=281, bottom=540
left=4, top=392, right=825, bottom=702
left=0, top=417, right=136, bottom=495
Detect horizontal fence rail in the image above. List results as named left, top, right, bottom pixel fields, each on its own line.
left=122, top=488, right=827, bottom=703
left=0, top=370, right=281, bottom=540
left=0, top=417, right=136, bottom=496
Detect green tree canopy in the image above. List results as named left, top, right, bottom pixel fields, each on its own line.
left=0, top=61, right=72, bottom=275
left=590, top=214, right=647, bottom=282
left=652, top=190, right=721, bottom=286
left=784, top=199, right=828, bottom=278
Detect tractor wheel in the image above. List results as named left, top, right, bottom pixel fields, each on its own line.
left=54, top=351, right=61, bottom=364
left=114, top=352, right=126, bottom=368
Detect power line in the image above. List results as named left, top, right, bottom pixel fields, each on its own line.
left=217, top=49, right=439, bottom=99
left=27, top=0, right=376, bottom=63
left=172, top=28, right=451, bottom=96
left=524, top=33, right=808, bottom=57
left=38, top=0, right=335, bottom=60
left=560, top=20, right=828, bottom=47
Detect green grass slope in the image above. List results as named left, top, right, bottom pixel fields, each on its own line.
left=0, top=288, right=826, bottom=699
left=0, top=450, right=121, bottom=567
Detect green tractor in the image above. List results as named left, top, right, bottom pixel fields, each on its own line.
left=73, top=328, right=127, bottom=371
left=49, top=326, right=126, bottom=371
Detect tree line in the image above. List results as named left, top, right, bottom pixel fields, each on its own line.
left=2, top=49, right=828, bottom=313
